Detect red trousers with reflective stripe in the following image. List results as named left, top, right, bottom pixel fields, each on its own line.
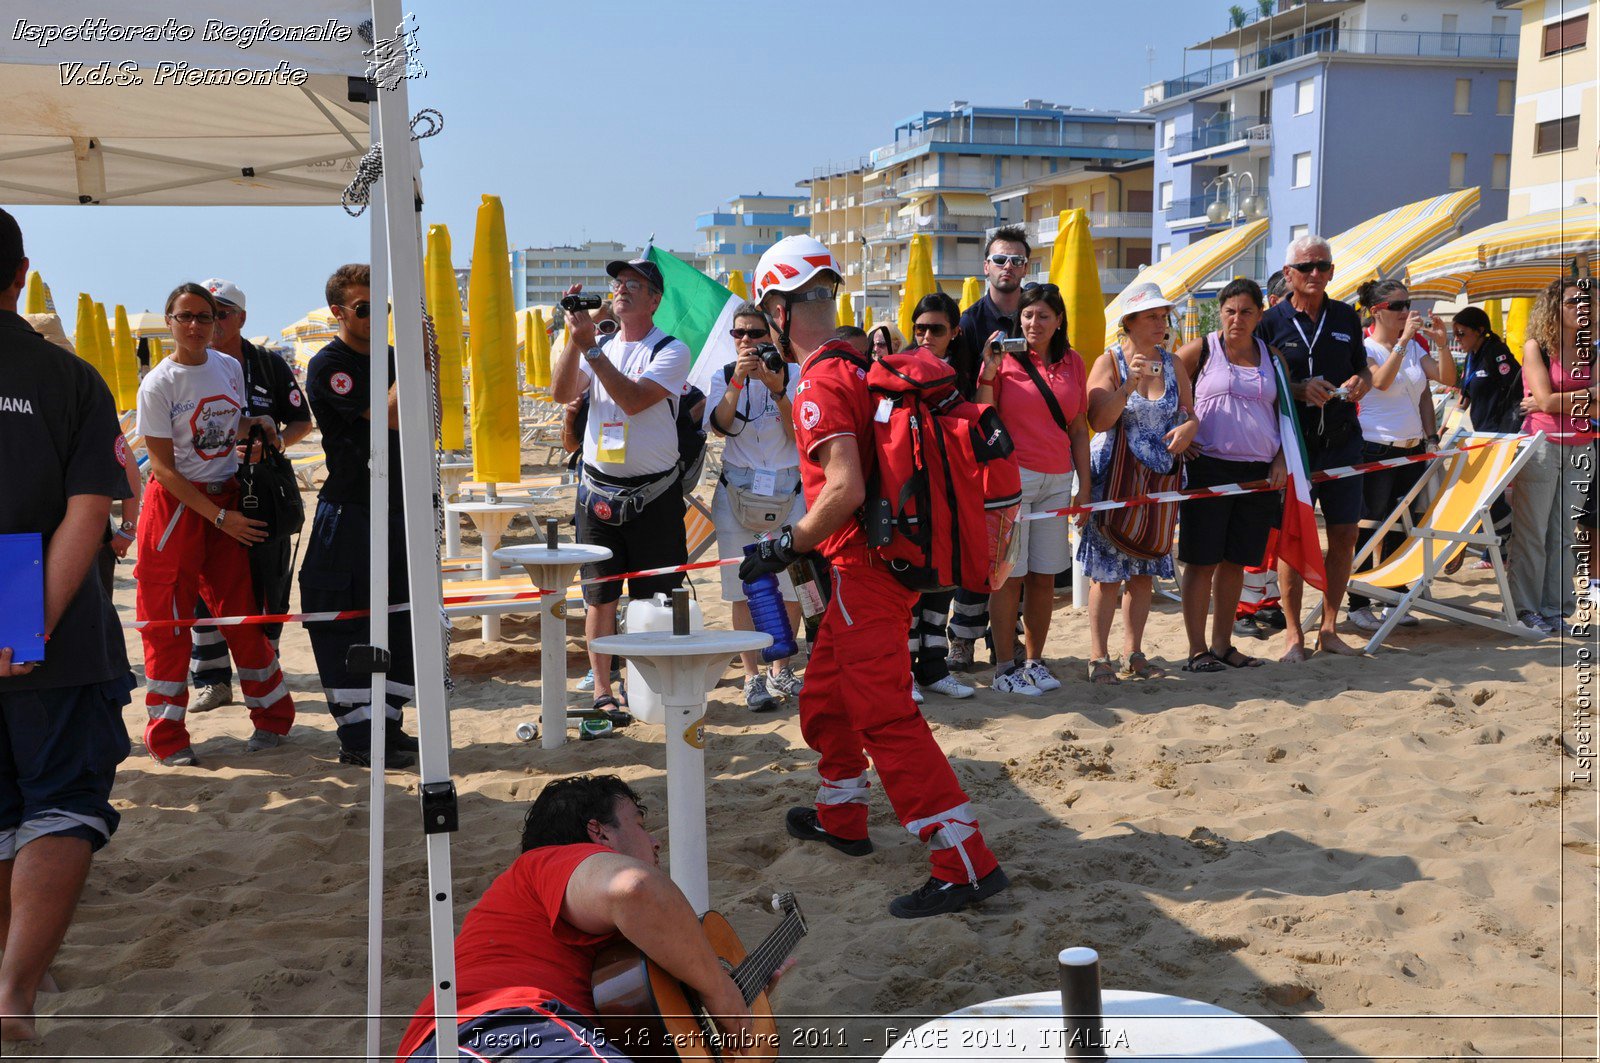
left=798, top=557, right=999, bottom=885
left=134, top=480, right=295, bottom=759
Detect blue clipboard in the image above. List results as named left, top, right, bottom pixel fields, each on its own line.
left=0, top=533, right=46, bottom=664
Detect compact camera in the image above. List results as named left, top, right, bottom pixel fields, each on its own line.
left=558, top=293, right=602, bottom=313
left=753, top=342, right=786, bottom=375
left=991, top=337, right=1029, bottom=355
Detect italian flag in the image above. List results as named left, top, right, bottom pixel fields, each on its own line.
left=646, top=246, right=743, bottom=394
left=1272, top=358, right=1328, bottom=591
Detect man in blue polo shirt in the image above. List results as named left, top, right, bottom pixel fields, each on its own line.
left=1255, top=235, right=1372, bottom=661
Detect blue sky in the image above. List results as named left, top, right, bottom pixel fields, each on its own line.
left=11, top=0, right=1225, bottom=339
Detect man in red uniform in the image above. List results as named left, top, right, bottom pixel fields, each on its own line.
left=395, top=775, right=772, bottom=1061
left=740, top=236, right=1008, bottom=918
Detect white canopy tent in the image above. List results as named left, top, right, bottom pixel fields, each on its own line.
left=1, top=3, right=458, bottom=1059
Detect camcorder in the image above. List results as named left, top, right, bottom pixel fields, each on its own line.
left=753, top=342, right=785, bottom=375
left=990, top=337, right=1029, bottom=355
left=558, top=292, right=602, bottom=313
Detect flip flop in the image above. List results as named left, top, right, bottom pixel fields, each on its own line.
left=1182, top=650, right=1227, bottom=673
left=1219, top=646, right=1265, bottom=669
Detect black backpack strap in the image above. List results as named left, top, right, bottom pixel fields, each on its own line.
left=1010, top=350, right=1069, bottom=434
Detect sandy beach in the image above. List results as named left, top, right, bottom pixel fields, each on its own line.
left=10, top=458, right=1597, bottom=1063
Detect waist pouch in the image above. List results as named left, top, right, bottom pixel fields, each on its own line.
left=720, top=467, right=800, bottom=533
left=579, top=464, right=677, bottom=525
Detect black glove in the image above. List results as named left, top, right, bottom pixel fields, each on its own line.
left=739, top=527, right=799, bottom=582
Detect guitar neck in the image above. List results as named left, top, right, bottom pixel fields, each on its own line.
left=729, top=911, right=806, bottom=1005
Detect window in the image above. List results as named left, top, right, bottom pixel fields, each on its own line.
left=1156, top=243, right=1171, bottom=262
left=1536, top=115, right=1581, bottom=154
left=1543, top=13, right=1588, bottom=56
left=1492, top=15, right=1508, bottom=37
left=1454, top=79, right=1472, bottom=115
left=1161, top=119, right=1174, bottom=148
left=1492, top=154, right=1510, bottom=190
left=1441, top=13, right=1459, bottom=37
left=1295, top=78, right=1314, bottom=115
left=1159, top=181, right=1173, bottom=209
left=1449, top=153, right=1468, bottom=189
left=1497, top=80, right=1515, bottom=116
left=1290, top=224, right=1309, bottom=243
left=1292, top=152, right=1312, bottom=188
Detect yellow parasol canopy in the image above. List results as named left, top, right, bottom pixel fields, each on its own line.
left=425, top=223, right=468, bottom=450
left=1505, top=296, right=1533, bottom=359
left=1050, top=209, right=1106, bottom=366
left=1324, top=188, right=1481, bottom=303
left=1482, top=298, right=1503, bottom=338
left=528, top=309, right=552, bottom=389
left=73, top=293, right=103, bottom=381
left=726, top=270, right=748, bottom=300
left=466, top=195, right=521, bottom=484
left=1406, top=205, right=1600, bottom=301
left=23, top=270, right=51, bottom=314
left=864, top=305, right=874, bottom=332
left=111, top=305, right=140, bottom=411
left=898, top=233, right=936, bottom=343
left=93, top=302, right=116, bottom=397
left=1103, top=219, right=1270, bottom=349
left=147, top=334, right=166, bottom=367
left=836, top=290, right=855, bottom=328
left=960, top=276, right=983, bottom=312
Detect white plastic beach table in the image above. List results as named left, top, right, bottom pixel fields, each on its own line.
left=879, top=990, right=1306, bottom=1061
left=447, top=499, right=535, bottom=641
left=590, top=628, right=771, bottom=914
left=494, top=541, right=613, bottom=750
left=438, top=460, right=474, bottom=558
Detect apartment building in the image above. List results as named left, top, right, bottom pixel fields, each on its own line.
left=988, top=159, right=1156, bottom=294
left=1499, top=0, right=1596, bottom=217
left=695, top=192, right=808, bottom=284
left=507, top=240, right=705, bottom=309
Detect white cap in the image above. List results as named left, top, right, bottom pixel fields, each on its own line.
left=1119, top=281, right=1174, bottom=317
left=202, top=277, right=246, bottom=310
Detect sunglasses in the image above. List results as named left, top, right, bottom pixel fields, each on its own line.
left=1376, top=300, right=1411, bottom=313
left=1023, top=282, right=1060, bottom=294
left=912, top=322, right=949, bottom=337
left=987, top=253, right=1028, bottom=268
left=596, top=319, right=618, bottom=336
left=168, top=312, right=215, bottom=326
left=214, top=307, right=239, bottom=321
left=1563, top=296, right=1589, bottom=307
left=342, top=301, right=372, bottom=319
left=1288, top=259, right=1334, bottom=274
left=729, top=327, right=769, bottom=340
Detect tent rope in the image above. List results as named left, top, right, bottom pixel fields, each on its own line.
left=341, top=108, right=445, bottom=218
left=420, top=305, right=455, bottom=693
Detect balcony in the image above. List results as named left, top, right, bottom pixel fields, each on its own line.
left=697, top=241, right=735, bottom=257
left=868, top=122, right=1155, bottom=168
left=1163, top=190, right=1271, bottom=232
left=861, top=181, right=903, bottom=206
left=1169, top=116, right=1271, bottom=161
left=1144, top=28, right=1516, bottom=105
left=1026, top=211, right=1155, bottom=245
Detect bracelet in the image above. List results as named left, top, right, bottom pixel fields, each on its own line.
left=114, top=528, right=135, bottom=541
left=978, top=374, right=996, bottom=386
left=729, top=379, right=745, bottom=392
left=213, top=508, right=227, bottom=529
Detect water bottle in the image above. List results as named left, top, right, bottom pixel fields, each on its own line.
left=741, top=543, right=799, bottom=662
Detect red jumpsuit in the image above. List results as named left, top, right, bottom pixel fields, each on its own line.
left=792, top=340, right=999, bottom=886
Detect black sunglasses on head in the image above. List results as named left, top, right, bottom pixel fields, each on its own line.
left=1022, top=282, right=1060, bottom=294
left=1287, top=259, right=1334, bottom=274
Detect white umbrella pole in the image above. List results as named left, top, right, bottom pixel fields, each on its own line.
left=373, top=0, right=461, bottom=1054
left=362, top=105, right=392, bottom=1062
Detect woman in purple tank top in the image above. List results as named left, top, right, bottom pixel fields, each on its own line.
left=1173, top=279, right=1287, bottom=672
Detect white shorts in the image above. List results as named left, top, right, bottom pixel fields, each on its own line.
left=1014, top=466, right=1076, bottom=575
left=711, top=478, right=807, bottom=601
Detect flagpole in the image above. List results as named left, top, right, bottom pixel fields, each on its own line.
left=859, top=235, right=868, bottom=328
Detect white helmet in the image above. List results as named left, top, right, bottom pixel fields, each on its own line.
left=753, top=235, right=842, bottom=305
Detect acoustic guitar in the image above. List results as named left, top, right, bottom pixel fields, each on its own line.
left=592, top=893, right=807, bottom=1062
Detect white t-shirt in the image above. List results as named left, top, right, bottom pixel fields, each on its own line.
left=702, top=360, right=801, bottom=473
left=1359, top=337, right=1429, bottom=443
left=579, top=327, right=691, bottom=477
left=136, top=349, right=246, bottom=482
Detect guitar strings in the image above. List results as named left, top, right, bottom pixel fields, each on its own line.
left=732, top=913, right=806, bottom=1000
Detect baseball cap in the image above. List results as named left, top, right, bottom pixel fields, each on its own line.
left=604, top=258, right=664, bottom=293
left=201, top=277, right=246, bottom=310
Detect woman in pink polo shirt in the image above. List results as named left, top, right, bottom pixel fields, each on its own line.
left=974, top=283, right=1091, bottom=696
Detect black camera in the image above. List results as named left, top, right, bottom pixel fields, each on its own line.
left=754, top=342, right=785, bottom=375
left=559, top=293, right=601, bottom=313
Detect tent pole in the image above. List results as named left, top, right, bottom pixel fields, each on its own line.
left=372, top=1, right=460, bottom=1057
left=362, top=93, right=393, bottom=1061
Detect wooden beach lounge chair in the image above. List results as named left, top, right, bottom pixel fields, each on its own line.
left=1310, top=431, right=1548, bottom=653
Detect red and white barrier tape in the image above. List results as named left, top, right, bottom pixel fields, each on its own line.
left=117, top=437, right=1518, bottom=631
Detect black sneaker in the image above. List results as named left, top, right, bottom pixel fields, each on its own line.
left=1256, top=606, right=1288, bottom=631
left=339, top=746, right=416, bottom=769
left=889, top=866, right=1009, bottom=919
left=785, top=806, right=873, bottom=857
left=386, top=723, right=420, bottom=753
left=1234, top=615, right=1267, bottom=640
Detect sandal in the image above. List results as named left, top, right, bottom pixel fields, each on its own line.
left=1182, top=650, right=1227, bottom=673
left=576, top=694, right=633, bottom=729
left=1088, top=658, right=1121, bottom=685
left=1121, top=651, right=1167, bottom=679
left=1219, top=646, right=1264, bottom=669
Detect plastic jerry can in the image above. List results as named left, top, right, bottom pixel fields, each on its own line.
left=620, top=593, right=703, bottom=725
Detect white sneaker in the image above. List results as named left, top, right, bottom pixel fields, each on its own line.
left=924, top=674, right=975, bottom=699
left=911, top=682, right=924, bottom=704
left=768, top=666, right=803, bottom=698
left=576, top=669, right=595, bottom=693
left=1021, top=659, right=1061, bottom=692
left=1348, top=606, right=1383, bottom=632
left=1379, top=607, right=1419, bottom=628
left=991, top=665, right=1043, bottom=697
left=1518, top=610, right=1554, bottom=636
left=190, top=683, right=234, bottom=714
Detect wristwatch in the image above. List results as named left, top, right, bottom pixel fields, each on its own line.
left=583, top=346, right=604, bottom=364
left=119, top=519, right=135, bottom=533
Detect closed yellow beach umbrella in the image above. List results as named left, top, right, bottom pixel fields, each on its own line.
left=111, top=305, right=139, bottom=410
left=727, top=270, right=748, bottom=300
left=1050, top=209, right=1106, bottom=366
left=864, top=305, right=874, bottom=332
left=94, top=301, right=116, bottom=393
left=466, top=195, right=521, bottom=484
left=1505, top=296, right=1532, bottom=360
left=898, top=234, right=936, bottom=342
left=425, top=223, right=468, bottom=450
left=1483, top=298, right=1503, bottom=338
left=148, top=334, right=165, bottom=367
left=73, top=294, right=103, bottom=380
left=837, top=290, right=855, bottom=328
left=24, top=271, right=51, bottom=314
left=960, top=275, right=983, bottom=312
left=529, top=309, right=552, bottom=388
